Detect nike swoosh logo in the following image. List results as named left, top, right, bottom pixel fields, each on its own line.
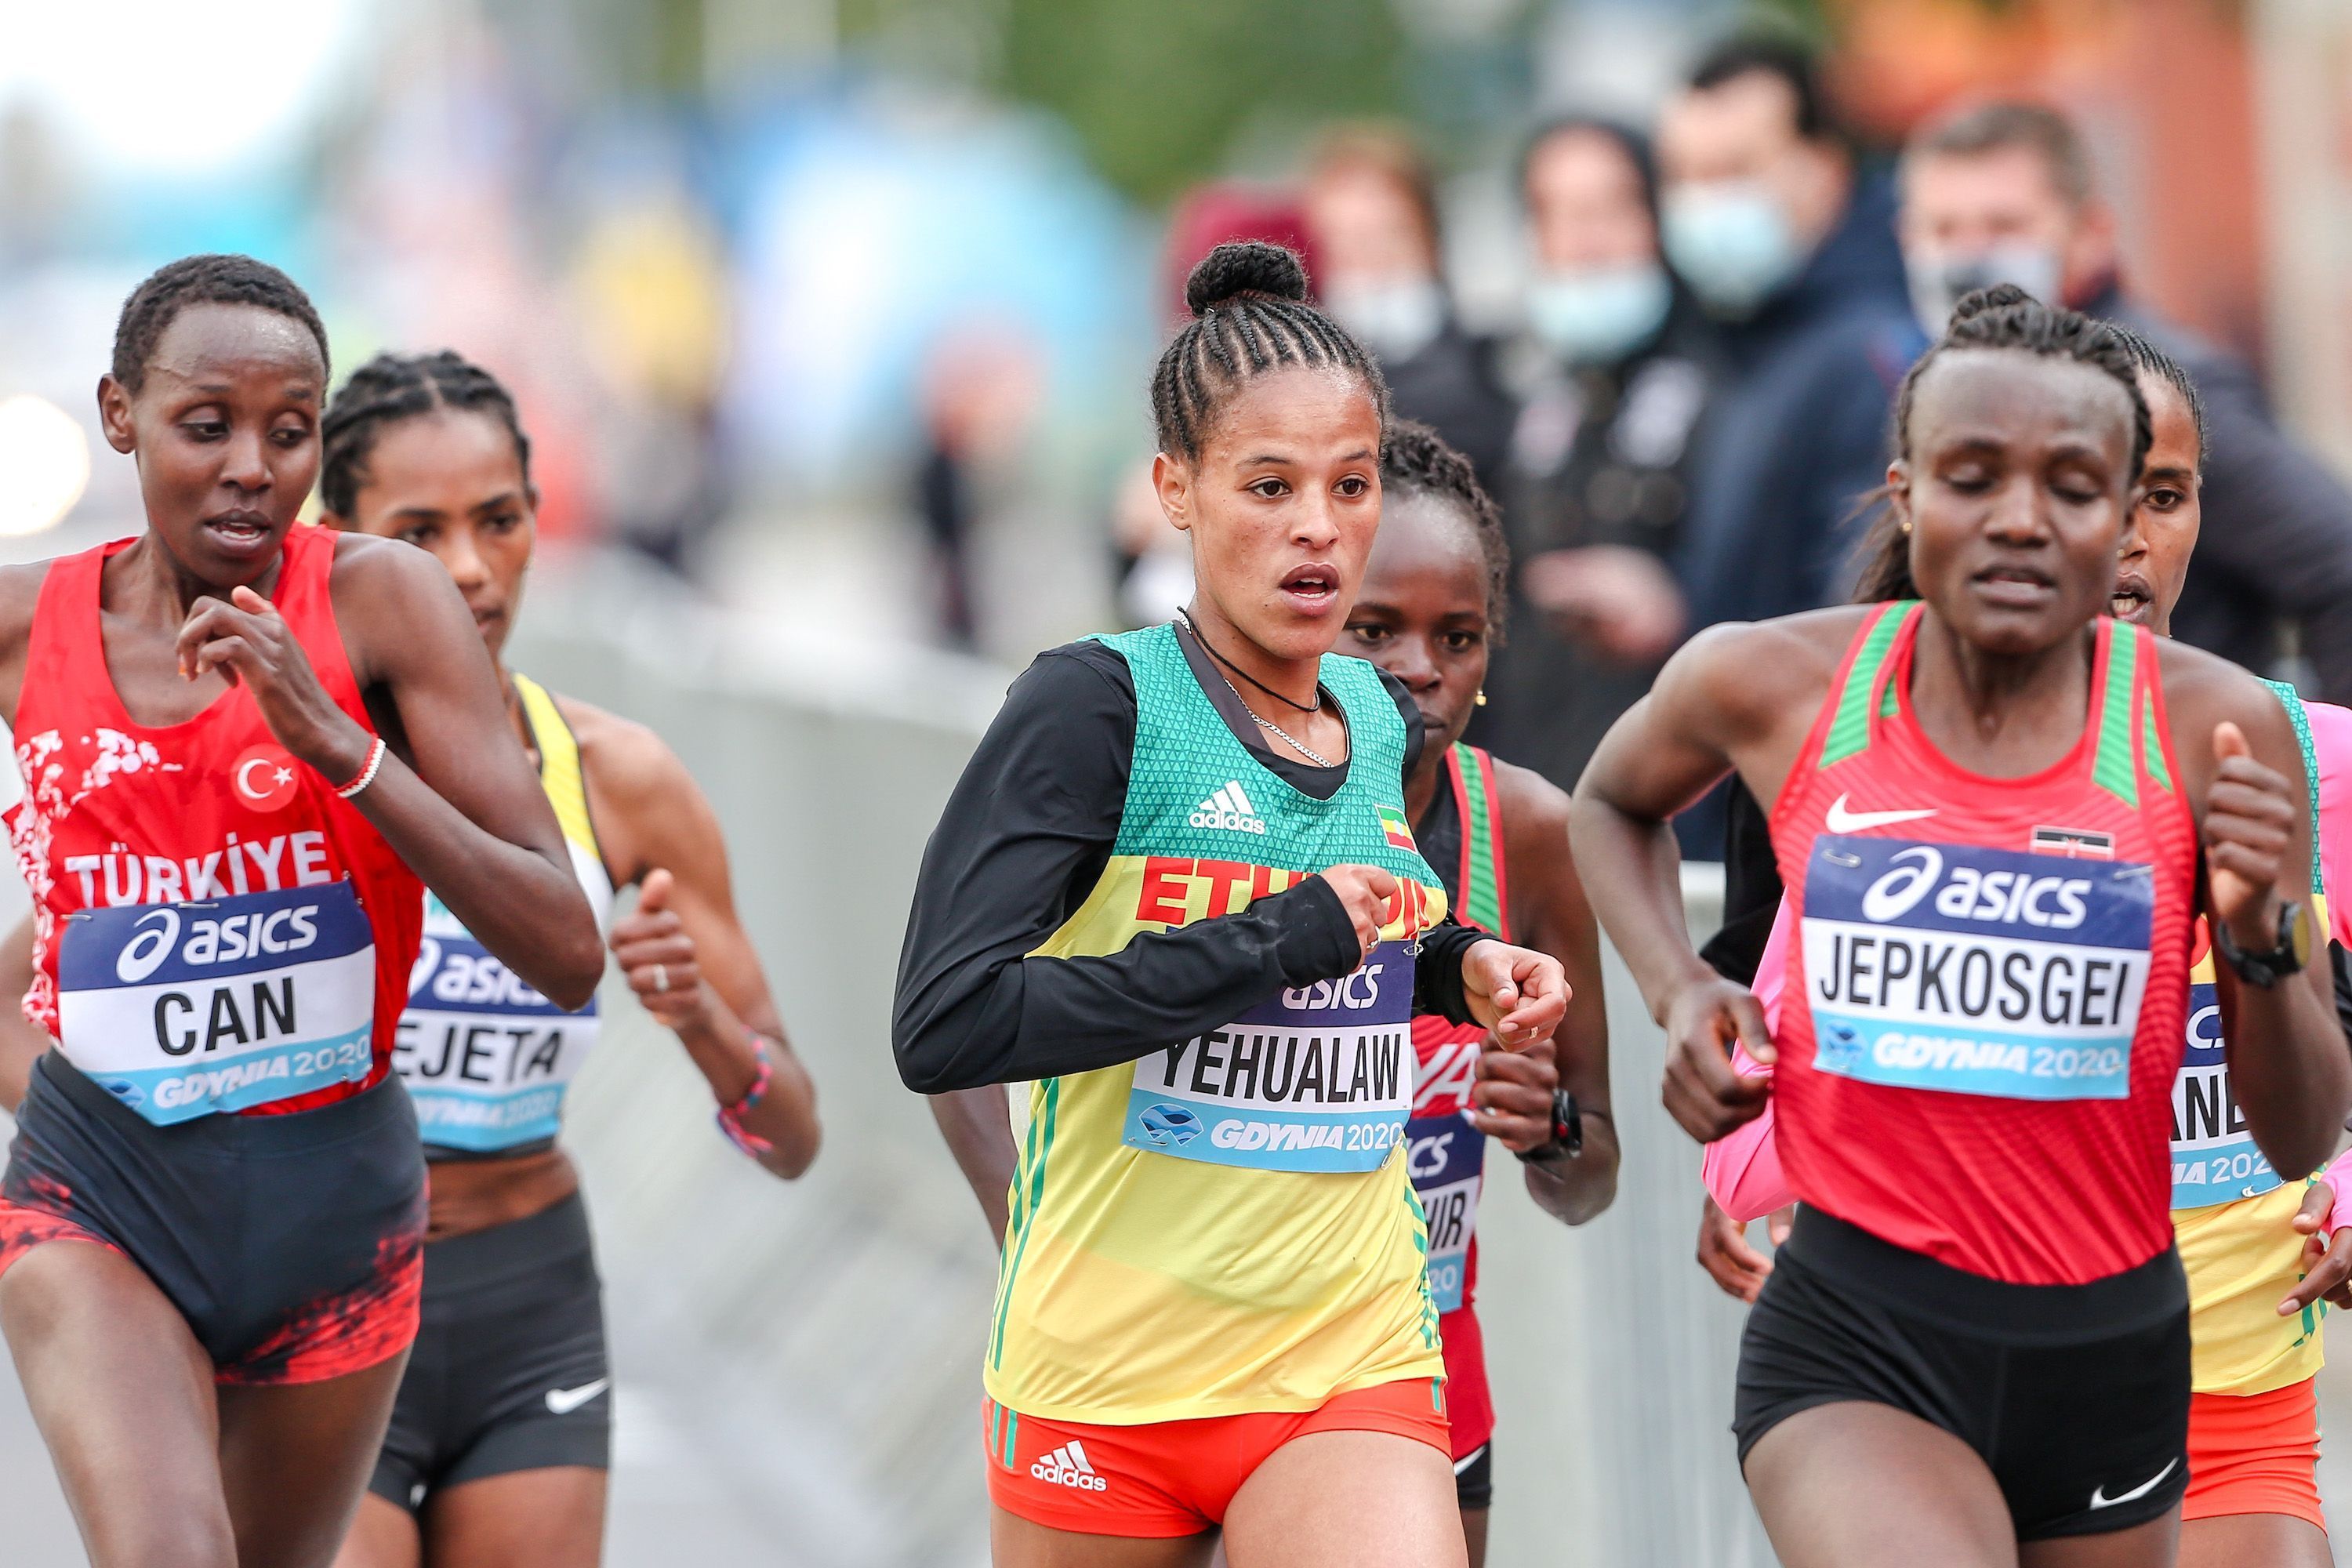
left=2089, top=1457, right=2178, bottom=1508
left=1824, top=794, right=1939, bottom=833
left=544, top=1378, right=610, bottom=1416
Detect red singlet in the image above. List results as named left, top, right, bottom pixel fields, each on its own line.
left=1768, top=603, right=2194, bottom=1284
left=1410, top=742, right=1507, bottom=1458
left=8, top=528, right=423, bottom=1123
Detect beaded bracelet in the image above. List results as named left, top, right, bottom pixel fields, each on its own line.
left=336, top=736, right=388, bottom=800
left=716, top=1036, right=777, bottom=1160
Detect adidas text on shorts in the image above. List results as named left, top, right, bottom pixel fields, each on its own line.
left=982, top=1379, right=1450, bottom=1537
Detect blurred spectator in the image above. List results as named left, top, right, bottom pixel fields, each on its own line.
left=1663, top=34, right=1915, bottom=634
left=1901, top=101, right=2352, bottom=702
left=570, top=181, right=734, bottom=572
left=1479, top=116, right=1719, bottom=793
left=916, top=324, right=1045, bottom=650
left=1303, top=126, right=1515, bottom=489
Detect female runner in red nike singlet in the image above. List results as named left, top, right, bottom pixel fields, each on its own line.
left=1342, top=420, right=1617, bottom=1566
left=0, top=257, right=603, bottom=1568
left=1571, top=287, right=2352, bottom=1563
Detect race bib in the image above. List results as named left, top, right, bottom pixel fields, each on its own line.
left=1802, top=836, right=2152, bottom=1101
left=1407, top=1035, right=1485, bottom=1313
left=397, top=926, right=597, bottom=1151
left=56, top=883, right=376, bottom=1124
left=2170, top=980, right=2278, bottom=1207
left=1123, top=940, right=1414, bottom=1173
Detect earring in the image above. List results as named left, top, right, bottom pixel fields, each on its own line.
left=1475, top=690, right=1488, bottom=707
left=1900, top=520, right=1913, bottom=535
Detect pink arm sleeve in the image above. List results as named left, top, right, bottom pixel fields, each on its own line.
left=2307, top=704, right=2352, bottom=1233
left=2306, top=702, right=2352, bottom=946
left=2326, top=1147, right=2352, bottom=1237
left=1700, top=898, right=1796, bottom=1221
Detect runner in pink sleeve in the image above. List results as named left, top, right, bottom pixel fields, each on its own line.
left=1693, top=327, right=2352, bottom=1564
left=2305, top=700, right=2352, bottom=1260
left=1700, top=901, right=1793, bottom=1223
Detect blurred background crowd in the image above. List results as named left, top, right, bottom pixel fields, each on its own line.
left=6, top=0, right=2352, bottom=860
left=17, top=1, right=2352, bottom=1560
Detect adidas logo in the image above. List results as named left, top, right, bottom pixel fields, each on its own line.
left=1189, top=780, right=1267, bottom=835
left=1029, top=1439, right=1109, bottom=1492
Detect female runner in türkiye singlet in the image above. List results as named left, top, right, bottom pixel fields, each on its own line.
left=0, top=256, right=602, bottom=1568
left=1571, top=285, right=2352, bottom=1565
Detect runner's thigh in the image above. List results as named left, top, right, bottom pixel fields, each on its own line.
left=1221, top=1429, right=1466, bottom=1568
left=1745, top=1402, right=2016, bottom=1568
left=2176, top=1512, right=2328, bottom=1568
left=0, top=1239, right=234, bottom=1568
left=2020, top=1509, right=2180, bottom=1568
left=332, top=1494, right=421, bottom=1568
left=421, top=1466, right=607, bottom=1568
left=991, top=1504, right=1215, bottom=1568
left=218, top=1349, right=411, bottom=1568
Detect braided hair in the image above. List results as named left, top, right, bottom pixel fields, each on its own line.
left=111, top=255, right=328, bottom=393
left=1892, top=283, right=2150, bottom=474
left=1381, top=419, right=1510, bottom=643
left=2106, top=322, right=2208, bottom=463
left=1151, top=241, right=1389, bottom=459
left=1854, top=284, right=2151, bottom=603
left=319, top=350, right=534, bottom=520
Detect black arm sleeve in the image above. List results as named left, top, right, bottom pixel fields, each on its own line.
left=893, top=645, right=1366, bottom=1092
left=1412, top=919, right=1486, bottom=1025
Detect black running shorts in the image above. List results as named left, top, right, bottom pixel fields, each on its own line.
left=1734, top=1207, right=2190, bottom=1541
left=368, top=1191, right=610, bottom=1511
left=0, top=1052, right=425, bottom=1384
left=1454, top=1441, right=1493, bottom=1511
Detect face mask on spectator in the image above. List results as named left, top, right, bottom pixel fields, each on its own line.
left=1661, top=181, right=1800, bottom=316
left=1526, top=263, right=1672, bottom=365
left=1904, top=245, right=2065, bottom=337
left=1324, top=278, right=1446, bottom=363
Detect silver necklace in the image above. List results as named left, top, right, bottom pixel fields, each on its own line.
left=1207, top=662, right=1335, bottom=767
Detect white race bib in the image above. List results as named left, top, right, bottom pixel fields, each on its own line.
left=56, top=883, right=376, bottom=1123
left=1121, top=940, right=1415, bottom=1174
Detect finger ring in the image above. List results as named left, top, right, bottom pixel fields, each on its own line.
left=652, top=964, right=669, bottom=993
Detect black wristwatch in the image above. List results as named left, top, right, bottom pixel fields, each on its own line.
left=1514, top=1089, right=1581, bottom=1164
left=2212, top=899, right=2311, bottom=989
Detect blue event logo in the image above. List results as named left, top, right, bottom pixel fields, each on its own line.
left=1136, top=1103, right=1203, bottom=1148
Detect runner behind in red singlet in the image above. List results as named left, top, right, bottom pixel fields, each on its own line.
left=1571, top=285, right=2352, bottom=1565
left=1341, top=420, right=1616, bottom=1566
left=0, top=258, right=601, bottom=1568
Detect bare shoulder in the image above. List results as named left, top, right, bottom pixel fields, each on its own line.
left=1661, top=605, right=1871, bottom=729
left=0, top=561, right=52, bottom=648
left=2151, top=637, right=2292, bottom=735
left=327, top=528, right=438, bottom=588
left=1490, top=757, right=1573, bottom=851
left=2151, top=637, right=2303, bottom=800
left=326, top=531, right=466, bottom=626
left=553, top=691, right=699, bottom=815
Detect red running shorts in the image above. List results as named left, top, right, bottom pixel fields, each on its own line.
left=984, top=1377, right=1450, bottom=1537
left=2183, top=1377, right=2325, bottom=1530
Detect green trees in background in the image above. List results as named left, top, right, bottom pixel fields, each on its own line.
left=992, top=0, right=1409, bottom=201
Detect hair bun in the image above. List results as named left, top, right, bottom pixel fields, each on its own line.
left=1185, top=241, right=1310, bottom=318
left=1948, top=281, right=2034, bottom=328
